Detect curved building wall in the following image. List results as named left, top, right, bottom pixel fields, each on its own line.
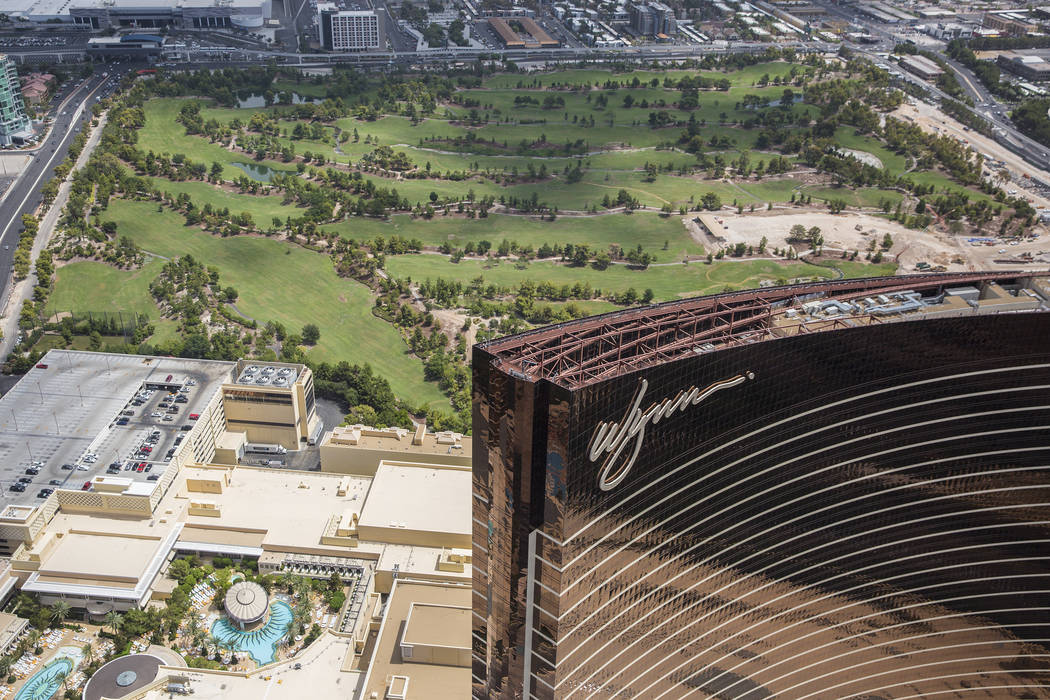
left=472, top=291, right=1050, bottom=699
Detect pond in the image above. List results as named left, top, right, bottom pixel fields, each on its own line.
left=230, top=161, right=285, bottom=183
left=210, top=600, right=294, bottom=666
left=236, top=93, right=319, bottom=109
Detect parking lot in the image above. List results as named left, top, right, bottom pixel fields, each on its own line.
left=0, top=351, right=233, bottom=508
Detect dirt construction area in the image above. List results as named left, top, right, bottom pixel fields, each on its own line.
left=704, top=209, right=1050, bottom=273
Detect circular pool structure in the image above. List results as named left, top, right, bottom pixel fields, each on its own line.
left=211, top=600, right=293, bottom=666
left=224, top=581, right=269, bottom=629
left=81, top=655, right=163, bottom=700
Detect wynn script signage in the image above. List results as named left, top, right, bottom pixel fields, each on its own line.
left=589, top=372, right=755, bottom=491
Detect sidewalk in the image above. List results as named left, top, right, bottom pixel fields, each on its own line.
left=0, top=112, right=109, bottom=361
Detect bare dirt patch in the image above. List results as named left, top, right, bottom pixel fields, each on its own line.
left=713, top=210, right=965, bottom=272
left=709, top=208, right=1050, bottom=271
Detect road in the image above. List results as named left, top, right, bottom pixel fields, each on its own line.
left=813, top=0, right=1050, bottom=176
left=0, top=63, right=136, bottom=347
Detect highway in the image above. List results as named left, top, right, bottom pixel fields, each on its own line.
left=811, top=0, right=1050, bottom=176
left=0, top=64, right=133, bottom=328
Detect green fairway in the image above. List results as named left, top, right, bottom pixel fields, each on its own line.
left=139, top=99, right=298, bottom=175
left=481, top=63, right=802, bottom=90
left=383, top=255, right=874, bottom=302
left=833, top=126, right=908, bottom=176
left=46, top=258, right=165, bottom=319
left=95, top=199, right=448, bottom=410
left=324, top=211, right=704, bottom=262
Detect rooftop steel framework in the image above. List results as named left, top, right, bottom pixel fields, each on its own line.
left=479, top=272, right=1042, bottom=389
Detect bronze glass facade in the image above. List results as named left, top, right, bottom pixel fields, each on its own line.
left=473, top=274, right=1050, bottom=699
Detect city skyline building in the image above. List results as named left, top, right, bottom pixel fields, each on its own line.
left=318, top=5, right=383, bottom=51
left=472, top=272, right=1050, bottom=699
left=0, top=54, right=32, bottom=146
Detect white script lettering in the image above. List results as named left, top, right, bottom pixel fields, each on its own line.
left=589, top=372, right=755, bottom=491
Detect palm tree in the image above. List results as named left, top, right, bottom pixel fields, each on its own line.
left=103, top=611, right=123, bottom=637
left=51, top=601, right=71, bottom=627
left=206, top=634, right=222, bottom=660
left=191, top=629, right=206, bottom=655
left=55, top=670, right=69, bottom=696
left=26, top=629, right=41, bottom=653
left=291, top=605, right=310, bottom=638
left=81, top=642, right=93, bottom=662
left=0, top=655, right=12, bottom=677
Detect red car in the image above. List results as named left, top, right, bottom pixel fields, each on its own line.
left=36, top=363, right=48, bottom=369
left=81, top=481, right=92, bottom=491
left=189, top=413, right=199, bottom=420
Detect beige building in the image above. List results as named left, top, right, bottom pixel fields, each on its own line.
left=221, top=360, right=321, bottom=450
left=0, top=611, right=28, bottom=656
left=319, top=423, right=470, bottom=476
left=0, top=350, right=473, bottom=699
left=359, top=579, right=472, bottom=700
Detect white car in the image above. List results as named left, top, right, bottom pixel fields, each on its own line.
left=76, top=465, right=89, bottom=471
left=150, top=411, right=163, bottom=418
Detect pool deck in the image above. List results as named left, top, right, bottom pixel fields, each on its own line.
left=138, top=633, right=360, bottom=700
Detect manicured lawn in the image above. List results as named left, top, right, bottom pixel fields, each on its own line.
left=833, top=126, right=908, bottom=176
left=46, top=258, right=165, bottom=319
left=142, top=177, right=305, bottom=224
left=384, top=255, right=841, bottom=302
left=481, top=63, right=802, bottom=89
left=139, top=99, right=297, bottom=175
left=324, top=212, right=704, bottom=262
left=903, top=171, right=996, bottom=204
left=95, top=200, right=448, bottom=410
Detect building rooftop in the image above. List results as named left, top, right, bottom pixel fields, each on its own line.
left=0, top=351, right=233, bottom=510
left=229, top=360, right=300, bottom=388
left=321, top=423, right=470, bottom=462
left=359, top=580, right=471, bottom=700
left=403, top=602, right=471, bottom=649
left=38, top=531, right=165, bottom=582
left=180, top=465, right=371, bottom=552
left=477, top=273, right=1050, bottom=389
left=357, top=462, right=471, bottom=547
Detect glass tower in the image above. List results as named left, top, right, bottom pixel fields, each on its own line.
left=0, top=54, right=31, bottom=146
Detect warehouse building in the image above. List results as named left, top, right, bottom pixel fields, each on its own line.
left=998, top=52, right=1050, bottom=82
left=899, top=53, right=944, bottom=79
left=0, top=0, right=271, bottom=28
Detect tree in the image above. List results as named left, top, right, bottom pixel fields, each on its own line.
left=50, top=601, right=71, bottom=627
left=104, top=611, right=124, bottom=636
left=301, top=324, right=320, bottom=345
left=700, top=192, right=722, bottom=211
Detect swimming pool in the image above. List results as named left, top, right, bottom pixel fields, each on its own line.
left=210, top=600, right=293, bottom=666
left=13, top=657, right=73, bottom=700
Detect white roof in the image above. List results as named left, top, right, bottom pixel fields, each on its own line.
left=224, top=581, right=268, bottom=623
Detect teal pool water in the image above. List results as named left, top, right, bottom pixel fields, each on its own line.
left=13, top=657, right=73, bottom=700
left=211, top=600, right=293, bottom=666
